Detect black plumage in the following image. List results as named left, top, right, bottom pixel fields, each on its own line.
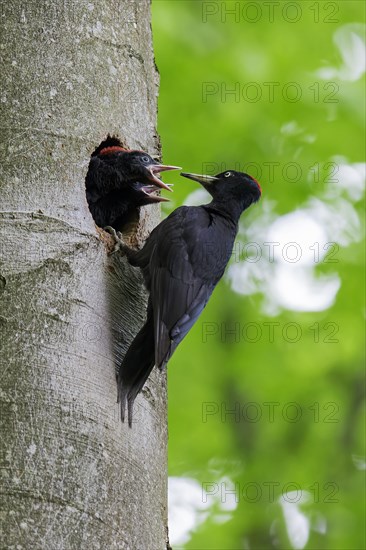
left=85, top=136, right=180, bottom=230
left=118, top=170, right=262, bottom=425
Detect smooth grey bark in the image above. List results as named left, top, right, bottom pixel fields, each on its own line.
left=0, top=2, right=168, bottom=549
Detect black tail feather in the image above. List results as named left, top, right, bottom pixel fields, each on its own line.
left=117, top=304, right=155, bottom=426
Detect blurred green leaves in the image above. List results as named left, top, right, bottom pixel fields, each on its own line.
left=152, top=1, right=365, bottom=548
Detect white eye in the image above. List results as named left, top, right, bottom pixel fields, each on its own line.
left=224, top=171, right=231, bottom=177
left=142, top=156, right=150, bottom=163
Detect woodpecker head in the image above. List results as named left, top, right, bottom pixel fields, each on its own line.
left=92, top=136, right=126, bottom=157
left=95, top=139, right=180, bottom=202
left=115, top=150, right=180, bottom=195
left=181, top=170, right=261, bottom=206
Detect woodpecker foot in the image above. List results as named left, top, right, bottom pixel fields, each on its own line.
left=104, top=226, right=129, bottom=254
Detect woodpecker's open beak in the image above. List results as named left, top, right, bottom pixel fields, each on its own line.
left=140, top=184, right=171, bottom=203
left=180, top=172, right=219, bottom=189
left=146, top=164, right=181, bottom=192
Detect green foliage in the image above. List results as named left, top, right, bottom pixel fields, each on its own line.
left=152, top=1, right=365, bottom=548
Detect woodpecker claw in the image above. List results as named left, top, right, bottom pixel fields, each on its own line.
left=104, top=226, right=127, bottom=254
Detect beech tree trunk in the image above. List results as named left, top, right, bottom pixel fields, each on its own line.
left=0, top=1, right=168, bottom=548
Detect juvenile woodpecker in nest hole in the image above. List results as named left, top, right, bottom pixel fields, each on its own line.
left=85, top=136, right=180, bottom=230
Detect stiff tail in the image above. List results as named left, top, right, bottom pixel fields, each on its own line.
left=117, top=304, right=155, bottom=427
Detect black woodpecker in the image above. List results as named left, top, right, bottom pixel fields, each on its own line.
left=85, top=136, right=180, bottom=230
left=112, top=169, right=262, bottom=425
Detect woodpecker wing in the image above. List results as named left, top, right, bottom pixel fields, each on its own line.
left=141, top=206, right=235, bottom=368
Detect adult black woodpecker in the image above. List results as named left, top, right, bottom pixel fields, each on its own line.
left=85, top=136, right=180, bottom=230
left=113, top=169, right=262, bottom=425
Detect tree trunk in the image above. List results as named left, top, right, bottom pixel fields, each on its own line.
left=0, top=1, right=168, bottom=548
